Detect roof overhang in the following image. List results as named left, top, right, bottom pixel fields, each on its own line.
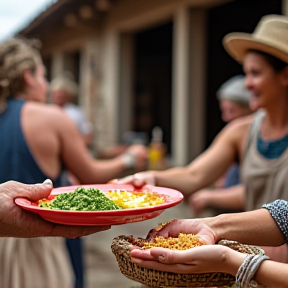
left=19, top=0, right=115, bottom=38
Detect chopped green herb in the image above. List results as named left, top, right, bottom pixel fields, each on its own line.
left=39, top=187, right=122, bottom=211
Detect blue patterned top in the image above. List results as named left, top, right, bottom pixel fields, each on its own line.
left=257, top=132, right=288, bottom=159
left=262, top=200, right=288, bottom=243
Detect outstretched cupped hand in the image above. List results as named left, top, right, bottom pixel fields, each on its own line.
left=130, top=244, right=239, bottom=275
left=145, top=219, right=216, bottom=245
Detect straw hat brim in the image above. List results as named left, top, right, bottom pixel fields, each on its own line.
left=223, top=32, right=288, bottom=64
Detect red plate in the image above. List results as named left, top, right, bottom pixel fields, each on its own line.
left=15, top=184, right=183, bottom=226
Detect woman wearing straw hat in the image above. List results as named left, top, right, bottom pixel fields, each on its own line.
left=127, top=15, right=288, bottom=287
left=114, top=14, right=288, bottom=261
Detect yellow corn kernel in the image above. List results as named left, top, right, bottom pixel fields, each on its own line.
left=142, top=233, right=203, bottom=250
left=107, top=189, right=165, bottom=209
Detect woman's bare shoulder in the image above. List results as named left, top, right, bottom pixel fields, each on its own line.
left=23, top=102, right=78, bottom=136
left=223, top=114, right=257, bottom=156
left=25, top=102, right=69, bottom=121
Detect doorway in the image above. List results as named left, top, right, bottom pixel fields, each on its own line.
left=133, top=22, right=173, bottom=153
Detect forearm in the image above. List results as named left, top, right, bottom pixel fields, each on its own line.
left=92, top=156, right=128, bottom=183
left=154, top=166, right=217, bottom=196
left=205, top=208, right=285, bottom=246
left=153, top=149, right=235, bottom=196
left=154, top=167, right=196, bottom=195
left=77, top=156, right=127, bottom=184
left=205, top=185, right=245, bottom=210
left=77, top=149, right=146, bottom=184
left=254, top=260, right=288, bottom=288
left=134, top=124, right=240, bottom=194
left=224, top=249, right=288, bottom=288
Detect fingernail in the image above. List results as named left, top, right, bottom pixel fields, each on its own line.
left=43, top=179, right=53, bottom=187
left=159, top=254, right=165, bottom=262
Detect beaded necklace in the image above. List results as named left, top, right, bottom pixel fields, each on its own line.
left=257, top=131, right=288, bottom=159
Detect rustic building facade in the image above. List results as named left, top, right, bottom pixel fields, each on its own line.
left=19, top=0, right=287, bottom=165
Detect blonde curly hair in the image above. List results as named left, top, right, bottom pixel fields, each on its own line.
left=0, top=37, right=42, bottom=113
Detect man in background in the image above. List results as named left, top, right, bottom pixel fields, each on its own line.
left=51, top=72, right=93, bottom=147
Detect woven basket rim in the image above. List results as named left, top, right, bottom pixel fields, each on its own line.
left=111, top=235, right=265, bottom=288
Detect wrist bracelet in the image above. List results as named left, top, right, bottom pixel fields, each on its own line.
left=235, top=254, right=269, bottom=287
left=235, top=254, right=253, bottom=287
left=246, top=255, right=269, bottom=287
left=121, top=152, right=136, bottom=169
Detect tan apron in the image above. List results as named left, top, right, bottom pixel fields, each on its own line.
left=241, top=110, right=288, bottom=263
left=0, top=237, right=73, bottom=288
left=241, top=110, right=288, bottom=211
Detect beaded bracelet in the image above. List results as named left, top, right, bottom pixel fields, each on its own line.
left=235, top=254, right=270, bottom=287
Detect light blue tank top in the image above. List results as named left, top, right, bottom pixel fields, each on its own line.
left=0, top=98, right=62, bottom=186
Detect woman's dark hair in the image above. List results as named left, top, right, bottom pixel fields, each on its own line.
left=248, top=49, right=288, bottom=72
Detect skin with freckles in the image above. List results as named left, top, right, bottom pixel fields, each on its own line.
left=0, top=180, right=110, bottom=238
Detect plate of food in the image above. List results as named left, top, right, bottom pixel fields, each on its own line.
left=15, top=184, right=183, bottom=226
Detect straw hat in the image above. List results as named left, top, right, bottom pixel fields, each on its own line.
left=217, top=75, right=251, bottom=106
left=223, top=14, right=288, bottom=64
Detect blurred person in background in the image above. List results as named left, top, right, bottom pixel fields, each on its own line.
left=50, top=72, right=93, bottom=148
left=113, top=14, right=288, bottom=262
left=0, top=36, right=147, bottom=288
left=189, top=75, right=252, bottom=216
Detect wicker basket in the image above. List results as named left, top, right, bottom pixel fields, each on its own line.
left=111, top=235, right=265, bottom=288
